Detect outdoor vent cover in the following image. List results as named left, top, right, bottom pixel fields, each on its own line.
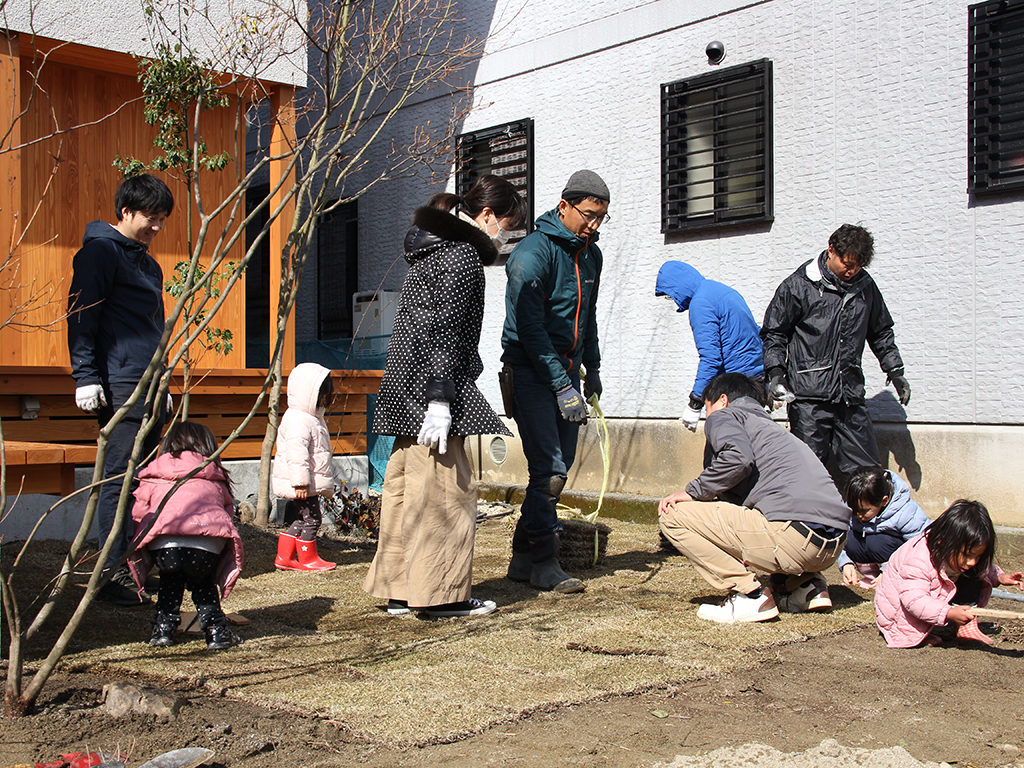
left=488, top=436, right=509, bottom=465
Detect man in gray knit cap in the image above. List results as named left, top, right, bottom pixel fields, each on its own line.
left=501, top=170, right=610, bottom=594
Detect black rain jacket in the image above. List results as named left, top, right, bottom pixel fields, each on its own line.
left=760, top=251, right=903, bottom=404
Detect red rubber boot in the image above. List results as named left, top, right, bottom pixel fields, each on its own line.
left=274, top=533, right=301, bottom=571
left=295, top=538, right=336, bottom=571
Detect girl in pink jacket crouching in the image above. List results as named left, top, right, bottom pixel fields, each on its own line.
left=129, top=421, right=244, bottom=650
left=875, top=500, right=1022, bottom=648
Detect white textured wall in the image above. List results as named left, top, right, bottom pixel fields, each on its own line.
left=4, top=0, right=306, bottom=86
left=354, top=0, right=1024, bottom=426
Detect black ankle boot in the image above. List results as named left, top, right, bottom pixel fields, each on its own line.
left=149, top=611, right=180, bottom=647
left=203, top=619, right=242, bottom=650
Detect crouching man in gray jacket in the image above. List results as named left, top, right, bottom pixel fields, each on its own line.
left=659, top=373, right=852, bottom=624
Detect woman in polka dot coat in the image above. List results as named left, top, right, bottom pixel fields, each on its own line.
left=364, top=175, right=526, bottom=618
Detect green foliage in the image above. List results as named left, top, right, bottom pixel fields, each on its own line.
left=113, top=41, right=232, bottom=179
left=322, top=488, right=380, bottom=538
left=164, top=260, right=238, bottom=356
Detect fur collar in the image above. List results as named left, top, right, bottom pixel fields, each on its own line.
left=404, top=206, right=499, bottom=266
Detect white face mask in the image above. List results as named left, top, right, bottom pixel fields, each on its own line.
left=485, top=215, right=512, bottom=247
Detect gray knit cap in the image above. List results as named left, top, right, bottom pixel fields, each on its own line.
left=561, top=170, right=610, bottom=203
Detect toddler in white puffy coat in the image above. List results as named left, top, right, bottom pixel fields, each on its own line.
left=272, top=363, right=337, bottom=571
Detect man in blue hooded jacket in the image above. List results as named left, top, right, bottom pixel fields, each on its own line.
left=67, top=174, right=173, bottom=606
left=501, top=170, right=609, bottom=594
left=655, top=261, right=764, bottom=431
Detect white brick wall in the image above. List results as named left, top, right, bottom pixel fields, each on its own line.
left=352, top=0, right=1024, bottom=426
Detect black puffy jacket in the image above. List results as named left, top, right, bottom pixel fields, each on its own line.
left=760, top=252, right=903, bottom=404
left=372, top=206, right=511, bottom=438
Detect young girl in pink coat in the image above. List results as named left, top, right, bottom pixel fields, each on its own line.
left=129, top=421, right=244, bottom=650
left=271, top=363, right=337, bottom=571
left=874, top=499, right=1022, bottom=648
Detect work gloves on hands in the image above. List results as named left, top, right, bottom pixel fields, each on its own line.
left=887, top=369, right=912, bottom=406
left=767, top=367, right=795, bottom=410
left=556, top=385, right=588, bottom=424
left=680, top=393, right=703, bottom=432
left=417, top=400, right=452, bottom=454
left=75, top=384, right=107, bottom=413
left=583, top=369, right=602, bottom=402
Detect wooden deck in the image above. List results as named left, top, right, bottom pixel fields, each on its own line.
left=1, top=366, right=384, bottom=496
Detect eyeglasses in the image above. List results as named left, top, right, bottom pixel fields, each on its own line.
left=569, top=202, right=611, bottom=226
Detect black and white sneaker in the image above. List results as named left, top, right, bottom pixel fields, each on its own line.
left=423, top=598, right=497, bottom=618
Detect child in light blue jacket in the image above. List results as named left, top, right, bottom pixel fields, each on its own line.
left=839, top=467, right=931, bottom=588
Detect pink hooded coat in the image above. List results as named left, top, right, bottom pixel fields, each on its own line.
left=272, top=363, right=335, bottom=499
left=128, top=451, right=244, bottom=597
left=874, top=533, right=1000, bottom=648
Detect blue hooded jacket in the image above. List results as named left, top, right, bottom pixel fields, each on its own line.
left=655, top=262, right=764, bottom=399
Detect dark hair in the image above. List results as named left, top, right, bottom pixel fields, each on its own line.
left=924, top=499, right=995, bottom=577
left=159, top=420, right=231, bottom=489
left=430, top=175, right=527, bottom=230
left=317, top=374, right=334, bottom=410
left=564, top=194, right=608, bottom=207
left=828, top=223, right=873, bottom=268
left=844, top=467, right=894, bottom=510
left=701, top=373, right=767, bottom=407
left=115, top=174, right=174, bottom=219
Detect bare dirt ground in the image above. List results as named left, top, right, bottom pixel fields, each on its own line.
left=3, top=518, right=1023, bottom=768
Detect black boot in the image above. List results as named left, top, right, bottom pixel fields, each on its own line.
left=507, top=517, right=532, bottom=582
left=149, top=611, right=180, bottom=647
left=199, top=607, right=242, bottom=650
left=529, top=534, right=584, bottom=593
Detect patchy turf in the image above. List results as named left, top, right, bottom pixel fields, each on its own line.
left=8, top=515, right=886, bottom=747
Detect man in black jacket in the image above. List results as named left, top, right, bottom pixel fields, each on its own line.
left=760, top=224, right=910, bottom=477
left=67, top=174, right=174, bottom=606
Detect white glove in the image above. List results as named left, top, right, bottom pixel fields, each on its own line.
left=680, top=405, right=701, bottom=432
left=417, top=400, right=452, bottom=454
left=75, top=384, right=107, bottom=413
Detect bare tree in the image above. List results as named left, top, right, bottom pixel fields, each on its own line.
left=1, top=0, right=482, bottom=715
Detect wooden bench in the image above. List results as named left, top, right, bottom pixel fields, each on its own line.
left=0, top=366, right=384, bottom=494
left=3, top=441, right=96, bottom=496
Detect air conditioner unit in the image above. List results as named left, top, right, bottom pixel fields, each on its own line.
left=352, top=290, right=400, bottom=355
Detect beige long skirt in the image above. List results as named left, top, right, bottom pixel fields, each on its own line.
left=363, top=435, right=477, bottom=607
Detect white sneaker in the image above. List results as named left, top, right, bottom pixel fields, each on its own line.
left=386, top=600, right=411, bottom=616
left=776, top=578, right=832, bottom=613
left=696, top=589, right=779, bottom=624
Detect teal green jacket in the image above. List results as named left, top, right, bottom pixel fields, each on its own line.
left=501, top=208, right=603, bottom=391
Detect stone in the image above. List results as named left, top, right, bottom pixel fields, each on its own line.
left=102, top=682, right=185, bottom=720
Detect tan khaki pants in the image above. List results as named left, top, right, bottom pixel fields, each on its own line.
left=659, top=500, right=842, bottom=594
left=363, top=435, right=477, bottom=607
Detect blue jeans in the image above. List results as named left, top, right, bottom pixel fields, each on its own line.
left=96, top=382, right=165, bottom=570
left=511, top=365, right=580, bottom=540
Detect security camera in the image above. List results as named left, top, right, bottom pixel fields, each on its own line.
left=706, top=41, right=725, bottom=65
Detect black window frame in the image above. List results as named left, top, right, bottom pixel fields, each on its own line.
left=969, top=0, right=1024, bottom=194
left=661, top=59, right=773, bottom=233
left=455, top=118, right=535, bottom=243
